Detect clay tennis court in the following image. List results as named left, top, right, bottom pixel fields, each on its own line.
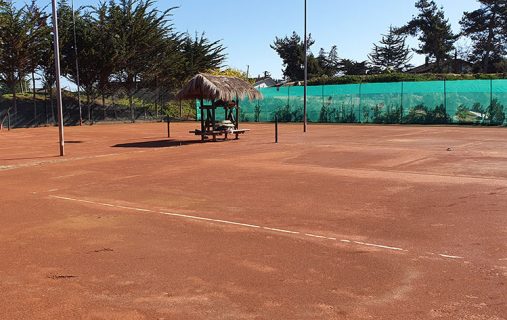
left=0, top=122, right=506, bottom=319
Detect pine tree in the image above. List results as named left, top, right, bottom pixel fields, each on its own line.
left=369, top=26, right=413, bottom=72
left=317, top=46, right=340, bottom=77
left=460, top=0, right=507, bottom=73
left=108, top=0, right=177, bottom=122
left=339, top=59, right=369, bottom=75
left=271, top=31, right=315, bottom=80
left=396, top=0, right=458, bottom=72
left=0, top=2, right=48, bottom=121
left=180, top=32, right=227, bottom=81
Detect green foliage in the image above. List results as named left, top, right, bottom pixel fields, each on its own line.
left=271, top=31, right=315, bottom=81
left=1, top=0, right=227, bottom=126
left=254, top=104, right=261, bottom=122
left=273, top=105, right=291, bottom=122
left=369, top=26, right=413, bottom=73
left=341, top=108, right=357, bottom=123
left=403, top=103, right=449, bottom=124
left=339, top=59, right=369, bottom=75
left=180, top=32, right=227, bottom=82
left=319, top=104, right=335, bottom=123
left=317, top=46, right=340, bottom=77
left=471, top=102, right=485, bottom=114
left=0, top=2, right=48, bottom=91
left=370, top=104, right=402, bottom=124
left=396, top=0, right=458, bottom=72
left=460, top=1, right=507, bottom=73
left=487, top=98, right=505, bottom=124
left=272, top=104, right=304, bottom=122
left=208, top=68, right=249, bottom=82
left=271, top=31, right=342, bottom=80
left=309, top=72, right=507, bottom=86
left=456, top=104, right=470, bottom=123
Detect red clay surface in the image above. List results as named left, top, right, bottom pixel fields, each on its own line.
left=0, top=122, right=506, bottom=319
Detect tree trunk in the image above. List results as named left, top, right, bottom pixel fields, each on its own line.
left=44, top=87, right=48, bottom=125
left=112, top=94, right=117, bottom=120
left=130, top=94, right=135, bottom=123
left=12, top=84, right=17, bottom=128
left=483, top=11, right=497, bottom=73
left=155, top=90, right=159, bottom=118
left=87, top=93, right=91, bottom=124
left=102, top=94, right=106, bottom=121
left=32, top=71, right=37, bottom=126
left=435, top=56, right=441, bottom=73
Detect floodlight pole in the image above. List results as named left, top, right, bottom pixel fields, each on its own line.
left=72, top=0, right=82, bottom=126
left=303, top=0, right=308, bottom=133
left=52, top=0, right=65, bottom=156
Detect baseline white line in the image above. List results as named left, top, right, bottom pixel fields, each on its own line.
left=263, top=227, right=300, bottom=234
left=305, top=233, right=329, bottom=240
left=49, top=195, right=424, bottom=256
left=353, top=241, right=406, bottom=252
left=160, top=211, right=262, bottom=229
left=438, top=254, right=464, bottom=259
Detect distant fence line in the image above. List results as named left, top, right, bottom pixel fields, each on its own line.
left=215, top=79, right=507, bottom=125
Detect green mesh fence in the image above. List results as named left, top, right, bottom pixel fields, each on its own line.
left=197, top=80, right=507, bottom=125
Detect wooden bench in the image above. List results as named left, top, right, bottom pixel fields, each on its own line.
left=190, top=129, right=250, bottom=141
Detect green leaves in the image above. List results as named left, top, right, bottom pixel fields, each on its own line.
left=396, top=0, right=458, bottom=71
left=1, top=0, right=227, bottom=119
left=460, top=1, right=507, bottom=73
left=369, top=26, right=413, bottom=73
left=271, top=31, right=342, bottom=80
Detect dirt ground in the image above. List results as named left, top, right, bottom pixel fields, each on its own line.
left=0, top=122, right=506, bottom=320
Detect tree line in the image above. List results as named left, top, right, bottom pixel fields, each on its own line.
left=0, top=0, right=227, bottom=123
left=272, top=0, right=507, bottom=81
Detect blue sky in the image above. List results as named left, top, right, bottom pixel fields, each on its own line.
left=33, top=0, right=479, bottom=79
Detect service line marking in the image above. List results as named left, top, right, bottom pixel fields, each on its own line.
left=49, top=195, right=466, bottom=260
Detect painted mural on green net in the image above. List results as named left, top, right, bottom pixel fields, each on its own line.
left=198, top=80, right=507, bottom=125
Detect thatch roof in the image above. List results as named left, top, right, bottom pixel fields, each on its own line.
left=176, top=73, right=262, bottom=102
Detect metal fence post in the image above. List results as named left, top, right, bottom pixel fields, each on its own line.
left=400, top=81, right=404, bottom=123
left=275, top=115, right=278, bottom=143
left=167, top=117, right=171, bottom=138
left=358, top=83, right=362, bottom=123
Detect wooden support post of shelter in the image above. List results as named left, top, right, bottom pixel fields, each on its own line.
left=176, top=73, right=262, bottom=142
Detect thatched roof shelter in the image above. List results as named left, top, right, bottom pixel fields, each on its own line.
left=176, top=73, right=262, bottom=102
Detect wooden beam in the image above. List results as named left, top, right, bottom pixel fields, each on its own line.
left=200, top=98, right=205, bottom=142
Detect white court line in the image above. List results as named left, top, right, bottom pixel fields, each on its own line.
left=53, top=195, right=475, bottom=258
left=438, top=254, right=464, bottom=259
left=160, top=211, right=262, bottom=229
left=353, top=241, right=406, bottom=252
left=305, top=233, right=336, bottom=241
left=263, top=227, right=300, bottom=234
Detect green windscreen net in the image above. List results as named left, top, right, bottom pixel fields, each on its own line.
left=197, top=80, right=507, bottom=125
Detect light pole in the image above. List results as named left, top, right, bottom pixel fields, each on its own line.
left=303, top=0, right=308, bottom=133
left=51, top=0, right=65, bottom=156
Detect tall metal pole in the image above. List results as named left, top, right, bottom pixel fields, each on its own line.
left=303, top=0, right=308, bottom=133
left=51, top=0, right=65, bottom=156
left=72, top=0, right=82, bottom=126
